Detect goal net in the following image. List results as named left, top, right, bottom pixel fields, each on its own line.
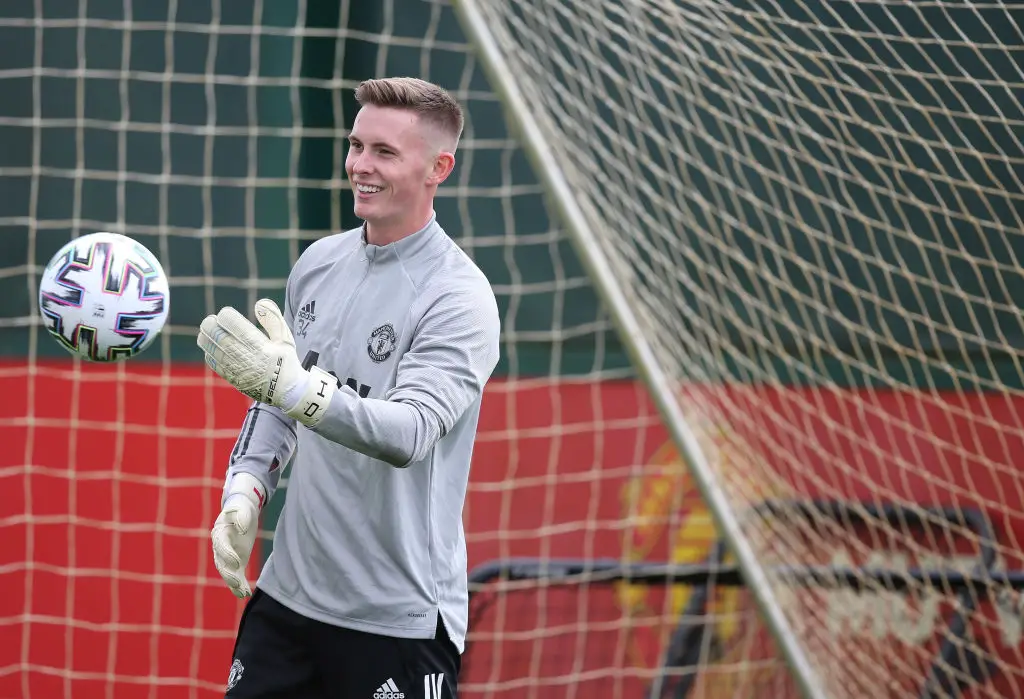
left=452, top=0, right=1024, bottom=698
left=3, top=1, right=1024, bottom=699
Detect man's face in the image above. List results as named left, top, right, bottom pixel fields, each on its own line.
left=345, top=105, right=435, bottom=231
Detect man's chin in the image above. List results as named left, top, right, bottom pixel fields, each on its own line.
left=353, top=200, right=375, bottom=219
left=354, top=205, right=397, bottom=230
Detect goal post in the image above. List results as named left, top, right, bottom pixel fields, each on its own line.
left=450, top=0, right=1024, bottom=697
left=448, top=1, right=824, bottom=696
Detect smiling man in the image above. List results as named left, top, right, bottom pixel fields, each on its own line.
left=196, top=77, right=501, bottom=699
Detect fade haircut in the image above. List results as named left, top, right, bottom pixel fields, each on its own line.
left=355, top=77, right=464, bottom=152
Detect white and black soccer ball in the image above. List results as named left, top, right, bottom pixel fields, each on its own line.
left=38, top=231, right=170, bottom=362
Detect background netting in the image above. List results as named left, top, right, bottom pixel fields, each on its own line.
left=3, top=0, right=1024, bottom=698
left=0, top=1, right=659, bottom=697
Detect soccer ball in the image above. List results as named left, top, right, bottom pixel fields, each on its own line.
left=38, top=232, right=170, bottom=362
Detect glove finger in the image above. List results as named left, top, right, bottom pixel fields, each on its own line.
left=212, top=520, right=250, bottom=563
left=217, top=306, right=271, bottom=350
left=197, top=315, right=218, bottom=349
left=197, top=315, right=221, bottom=356
left=211, top=544, right=241, bottom=577
left=212, top=531, right=252, bottom=598
left=198, top=312, right=267, bottom=401
left=197, top=317, right=233, bottom=373
left=254, top=299, right=294, bottom=347
left=215, top=558, right=252, bottom=598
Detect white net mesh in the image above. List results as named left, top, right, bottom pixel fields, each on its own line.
left=455, top=0, right=1024, bottom=697
left=1, top=1, right=659, bottom=698
left=7, top=0, right=1024, bottom=697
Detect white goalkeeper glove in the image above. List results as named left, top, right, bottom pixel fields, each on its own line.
left=211, top=473, right=266, bottom=598
left=196, top=298, right=337, bottom=427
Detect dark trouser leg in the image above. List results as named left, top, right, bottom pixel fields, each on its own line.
left=224, top=589, right=323, bottom=699
left=313, top=615, right=461, bottom=699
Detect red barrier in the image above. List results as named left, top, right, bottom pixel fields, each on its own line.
left=3, top=362, right=1024, bottom=698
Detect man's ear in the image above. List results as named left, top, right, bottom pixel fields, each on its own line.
left=427, top=151, right=456, bottom=186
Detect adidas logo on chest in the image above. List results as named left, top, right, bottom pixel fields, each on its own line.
left=297, top=300, right=316, bottom=322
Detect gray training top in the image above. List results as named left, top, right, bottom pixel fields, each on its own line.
left=223, top=214, right=501, bottom=653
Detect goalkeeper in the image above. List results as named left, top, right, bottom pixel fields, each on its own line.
left=196, top=77, right=500, bottom=699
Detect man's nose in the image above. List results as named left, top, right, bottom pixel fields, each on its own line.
left=351, top=152, right=372, bottom=173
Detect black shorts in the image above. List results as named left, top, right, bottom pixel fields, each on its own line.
left=223, top=588, right=461, bottom=699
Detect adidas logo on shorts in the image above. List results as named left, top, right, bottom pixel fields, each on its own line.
left=373, top=678, right=404, bottom=699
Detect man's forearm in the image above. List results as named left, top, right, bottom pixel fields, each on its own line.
left=310, top=387, right=442, bottom=467
left=225, top=402, right=297, bottom=503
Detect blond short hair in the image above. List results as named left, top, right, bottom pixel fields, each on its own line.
left=355, top=77, right=464, bottom=151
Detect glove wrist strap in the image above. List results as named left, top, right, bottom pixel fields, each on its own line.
left=284, top=365, right=337, bottom=427
left=223, top=472, right=267, bottom=511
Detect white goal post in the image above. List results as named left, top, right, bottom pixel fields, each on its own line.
left=451, top=1, right=1024, bottom=697
left=450, top=1, right=824, bottom=697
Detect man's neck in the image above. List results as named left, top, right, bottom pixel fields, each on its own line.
left=364, top=209, right=434, bottom=247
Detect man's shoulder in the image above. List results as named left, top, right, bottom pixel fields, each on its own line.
left=423, top=222, right=494, bottom=294
left=414, top=231, right=499, bottom=332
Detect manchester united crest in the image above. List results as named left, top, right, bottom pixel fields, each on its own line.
left=367, top=323, right=397, bottom=363
left=617, top=407, right=785, bottom=695
left=226, top=658, right=244, bottom=691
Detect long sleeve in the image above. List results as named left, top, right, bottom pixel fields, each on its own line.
left=222, top=284, right=301, bottom=503
left=310, top=282, right=500, bottom=467
left=223, top=401, right=298, bottom=504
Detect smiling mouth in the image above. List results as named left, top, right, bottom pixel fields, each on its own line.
left=356, top=184, right=383, bottom=194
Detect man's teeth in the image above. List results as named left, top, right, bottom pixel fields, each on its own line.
left=357, top=184, right=382, bottom=193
